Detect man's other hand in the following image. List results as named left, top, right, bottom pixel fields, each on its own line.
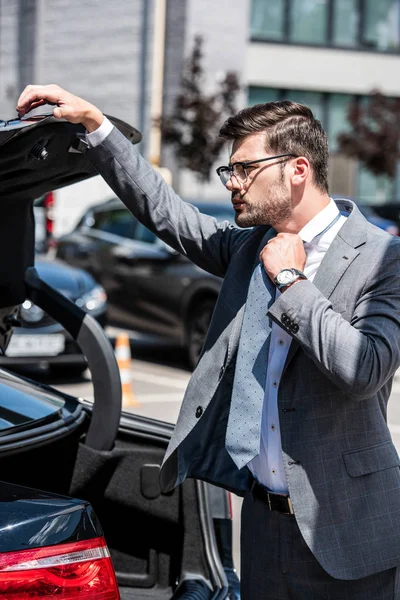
left=260, top=233, right=306, bottom=282
left=16, top=84, right=104, bottom=132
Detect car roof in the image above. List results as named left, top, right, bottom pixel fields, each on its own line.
left=87, top=197, right=233, bottom=217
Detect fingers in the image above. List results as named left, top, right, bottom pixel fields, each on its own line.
left=20, top=99, right=47, bottom=113
left=16, top=84, right=62, bottom=115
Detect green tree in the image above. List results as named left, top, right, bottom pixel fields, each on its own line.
left=160, top=36, right=240, bottom=182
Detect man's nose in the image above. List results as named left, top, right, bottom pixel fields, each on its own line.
left=226, top=174, right=242, bottom=192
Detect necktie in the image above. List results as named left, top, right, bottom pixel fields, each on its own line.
left=226, top=261, right=275, bottom=469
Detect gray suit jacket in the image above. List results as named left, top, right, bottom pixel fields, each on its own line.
left=88, top=127, right=400, bottom=581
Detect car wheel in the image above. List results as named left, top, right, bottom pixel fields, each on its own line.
left=187, top=298, right=216, bottom=369
left=49, top=364, right=88, bottom=378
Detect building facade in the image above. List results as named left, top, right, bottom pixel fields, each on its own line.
left=1, top=0, right=400, bottom=233
left=248, top=0, right=400, bottom=204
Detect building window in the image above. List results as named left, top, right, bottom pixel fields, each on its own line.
left=248, top=86, right=326, bottom=137
left=282, top=89, right=324, bottom=121
left=357, top=166, right=395, bottom=205
left=248, top=88, right=323, bottom=123
left=248, top=87, right=279, bottom=106
left=363, top=0, right=400, bottom=51
left=250, top=0, right=400, bottom=53
left=290, top=0, right=329, bottom=45
left=332, top=0, right=359, bottom=47
left=250, top=0, right=285, bottom=41
left=327, top=94, right=354, bottom=151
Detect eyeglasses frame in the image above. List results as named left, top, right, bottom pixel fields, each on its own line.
left=216, top=153, right=298, bottom=186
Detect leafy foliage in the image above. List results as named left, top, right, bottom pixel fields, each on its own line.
left=337, top=91, right=400, bottom=178
left=160, top=36, right=240, bottom=181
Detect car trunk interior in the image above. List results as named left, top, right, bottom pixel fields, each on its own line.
left=0, top=409, right=219, bottom=599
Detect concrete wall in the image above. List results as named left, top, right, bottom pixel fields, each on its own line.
left=0, top=0, right=20, bottom=117
left=247, top=42, right=400, bottom=95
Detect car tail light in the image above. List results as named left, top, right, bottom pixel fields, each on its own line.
left=43, top=191, right=55, bottom=235
left=0, top=536, right=120, bottom=599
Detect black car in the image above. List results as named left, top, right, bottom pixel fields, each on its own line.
left=2, top=257, right=107, bottom=376
left=0, top=111, right=239, bottom=598
left=56, top=198, right=235, bottom=367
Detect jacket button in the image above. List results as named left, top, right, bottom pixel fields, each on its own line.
left=195, top=406, right=203, bottom=418
left=281, top=313, right=289, bottom=325
left=291, top=323, right=299, bottom=333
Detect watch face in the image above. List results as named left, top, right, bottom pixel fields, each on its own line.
left=277, top=269, right=294, bottom=285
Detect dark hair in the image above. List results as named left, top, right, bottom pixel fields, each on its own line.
left=219, top=101, right=329, bottom=193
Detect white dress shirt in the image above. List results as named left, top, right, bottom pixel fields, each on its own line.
left=248, top=200, right=347, bottom=494
left=86, top=119, right=348, bottom=495
left=85, top=116, right=113, bottom=147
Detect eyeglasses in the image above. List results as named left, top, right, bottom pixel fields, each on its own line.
left=216, top=153, right=297, bottom=187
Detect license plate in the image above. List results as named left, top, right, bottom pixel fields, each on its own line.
left=6, top=334, right=65, bottom=357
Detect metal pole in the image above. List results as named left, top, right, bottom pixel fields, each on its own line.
left=149, top=0, right=166, bottom=167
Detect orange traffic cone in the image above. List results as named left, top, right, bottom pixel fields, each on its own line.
left=115, top=332, right=138, bottom=408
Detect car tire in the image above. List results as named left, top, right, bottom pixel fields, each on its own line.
left=49, top=364, right=88, bottom=378
left=187, top=298, right=216, bottom=369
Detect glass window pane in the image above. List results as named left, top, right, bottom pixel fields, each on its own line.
left=281, top=89, right=324, bottom=123
left=134, top=222, right=156, bottom=244
left=248, top=87, right=279, bottom=106
left=328, top=93, right=354, bottom=152
left=290, top=0, right=328, bottom=44
left=333, top=0, right=359, bottom=47
left=93, top=209, right=137, bottom=238
left=357, top=165, right=395, bottom=205
left=363, top=0, right=400, bottom=51
left=250, top=0, right=285, bottom=40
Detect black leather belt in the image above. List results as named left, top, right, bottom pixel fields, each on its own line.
left=251, top=478, right=294, bottom=515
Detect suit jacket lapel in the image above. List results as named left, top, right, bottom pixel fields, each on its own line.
left=283, top=201, right=367, bottom=372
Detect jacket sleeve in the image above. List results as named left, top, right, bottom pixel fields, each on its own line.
left=86, top=126, right=249, bottom=278
left=268, top=241, right=400, bottom=399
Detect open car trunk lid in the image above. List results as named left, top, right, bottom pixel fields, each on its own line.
left=0, top=111, right=141, bottom=308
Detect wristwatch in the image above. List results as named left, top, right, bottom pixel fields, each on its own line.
left=274, top=268, right=307, bottom=291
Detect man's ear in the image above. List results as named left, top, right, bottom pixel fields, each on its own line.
left=291, top=157, right=309, bottom=187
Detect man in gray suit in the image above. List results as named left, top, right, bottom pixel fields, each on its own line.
left=18, top=84, right=400, bottom=599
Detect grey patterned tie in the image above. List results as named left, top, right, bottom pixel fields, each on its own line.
left=226, top=261, right=275, bottom=469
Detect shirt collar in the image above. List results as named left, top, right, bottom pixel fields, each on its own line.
left=299, top=198, right=340, bottom=244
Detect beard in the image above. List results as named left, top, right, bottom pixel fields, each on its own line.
left=233, top=172, right=293, bottom=228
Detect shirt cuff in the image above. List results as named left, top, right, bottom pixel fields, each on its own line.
left=85, top=116, right=114, bottom=147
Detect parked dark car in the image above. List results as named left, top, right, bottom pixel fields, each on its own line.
left=332, top=197, right=400, bottom=236
left=56, top=198, right=235, bottom=367
left=358, top=204, right=399, bottom=235
left=1, top=257, right=107, bottom=376
left=0, top=111, right=239, bottom=598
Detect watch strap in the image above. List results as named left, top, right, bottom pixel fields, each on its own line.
left=274, top=268, right=307, bottom=290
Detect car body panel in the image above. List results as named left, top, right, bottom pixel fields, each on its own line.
left=0, top=481, right=102, bottom=552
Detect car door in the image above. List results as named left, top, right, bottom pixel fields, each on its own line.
left=110, top=219, right=190, bottom=339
